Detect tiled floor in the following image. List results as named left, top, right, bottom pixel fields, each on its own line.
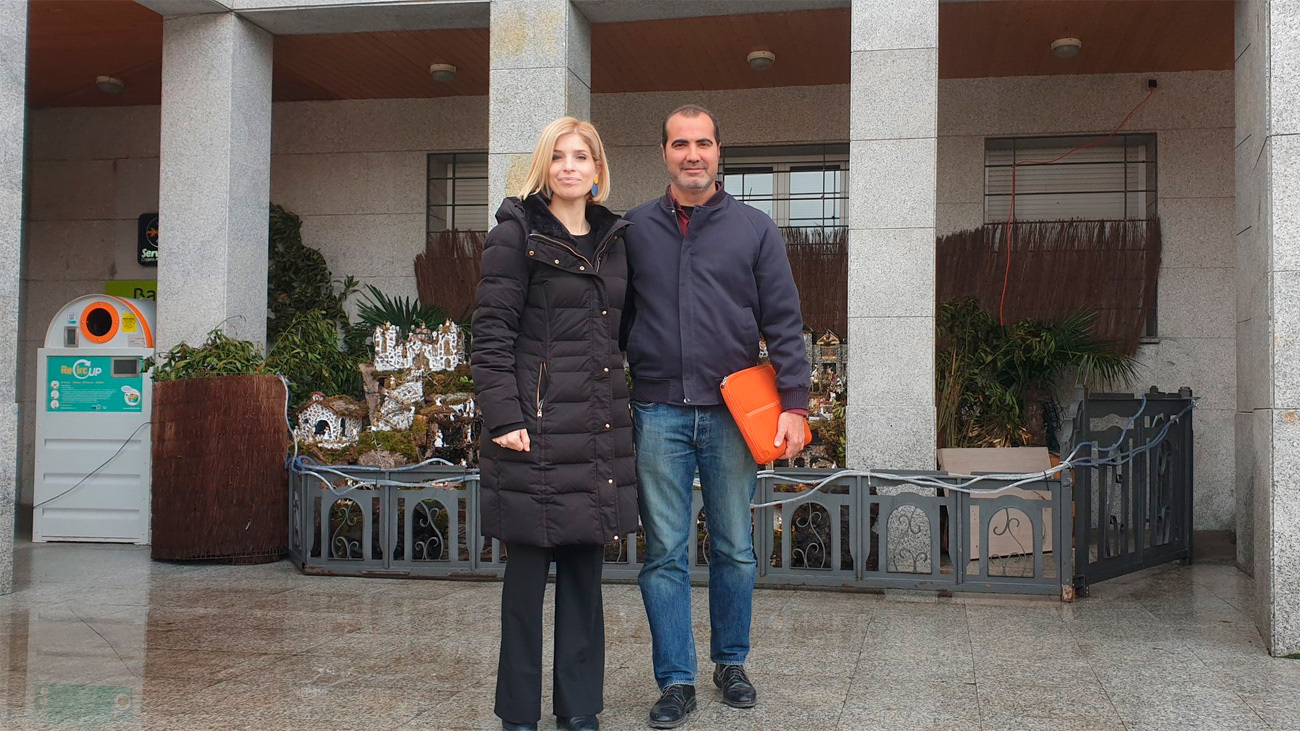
left=0, top=538, right=1296, bottom=730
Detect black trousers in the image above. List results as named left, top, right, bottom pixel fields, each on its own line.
left=495, top=542, right=606, bottom=724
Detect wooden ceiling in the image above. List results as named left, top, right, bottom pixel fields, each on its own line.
left=939, top=0, right=1235, bottom=79
left=590, top=9, right=850, bottom=92
left=274, top=28, right=488, bottom=101
left=24, top=0, right=487, bottom=106
left=27, top=0, right=163, bottom=108
left=25, top=1, right=1233, bottom=108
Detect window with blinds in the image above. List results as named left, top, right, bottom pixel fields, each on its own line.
left=984, top=135, right=1157, bottom=223
left=427, top=153, right=489, bottom=233
left=720, top=144, right=848, bottom=230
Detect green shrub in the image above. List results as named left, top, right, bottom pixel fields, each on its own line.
left=144, top=330, right=265, bottom=382
left=267, top=204, right=357, bottom=341
left=265, top=310, right=364, bottom=409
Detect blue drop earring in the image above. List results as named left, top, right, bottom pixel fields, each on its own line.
left=591, top=176, right=599, bottom=197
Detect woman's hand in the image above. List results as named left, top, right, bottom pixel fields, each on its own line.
left=492, top=428, right=531, bottom=452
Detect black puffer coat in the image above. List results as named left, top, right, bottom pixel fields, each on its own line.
left=471, top=195, right=638, bottom=547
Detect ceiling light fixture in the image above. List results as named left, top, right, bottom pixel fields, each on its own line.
left=96, top=76, right=125, bottom=94
left=1051, top=37, right=1082, bottom=59
left=746, top=50, right=776, bottom=71
left=428, top=63, right=457, bottom=83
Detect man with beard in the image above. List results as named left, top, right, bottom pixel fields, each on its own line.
left=619, top=105, right=810, bottom=729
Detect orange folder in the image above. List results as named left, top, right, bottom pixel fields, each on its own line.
left=720, top=364, right=812, bottom=464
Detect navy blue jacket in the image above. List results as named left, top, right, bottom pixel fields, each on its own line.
left=620, top=188, right=810, bottom=411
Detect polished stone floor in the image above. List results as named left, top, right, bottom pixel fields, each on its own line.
left=0, top=538, right=1296, bottom=730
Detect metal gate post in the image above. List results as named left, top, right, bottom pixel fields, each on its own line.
left=1060, top=478, right=1075, bottom=602
left=467, top=473, right=481, bottom=572
left=1072, top=393, right=1090, bottom=595
left=755, top=474, right=770, bottom=579
left=380, top=474, right=391, bottom=569
left=953, top=486, right=967, bottom=589
left=853, top=475, right=865, bottom=582
left=287, top=470, right=297, bottom=564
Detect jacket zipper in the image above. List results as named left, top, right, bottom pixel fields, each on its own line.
left=530, top=233, right=594, bottom=271
left=592, top=228, right=620, bottom=271
left=535, top=363, right=547, bottom=417
left=530, top=229, right=623, bottom=272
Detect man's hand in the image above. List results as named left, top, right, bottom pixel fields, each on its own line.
left=773, top=412, right=808, bottom=461
left=492, top=428, right=531, bottom=452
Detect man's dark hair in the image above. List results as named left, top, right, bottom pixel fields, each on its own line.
left=661, top=104, right=721, bottom=147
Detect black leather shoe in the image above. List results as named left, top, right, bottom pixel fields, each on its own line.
left=557, top=715, right=599, bottom=731
left=713, top=664, right=757, bottom=709
left=648, top=684, right=697, bottom=729
left=500, top=722, right=537, bottom=731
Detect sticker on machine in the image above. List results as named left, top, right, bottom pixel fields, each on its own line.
left=121, top=313, right=138, bottom=333
left=46, top=356, right=143, bottom=413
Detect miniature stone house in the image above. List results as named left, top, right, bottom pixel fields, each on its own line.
left=373, top=378, right=423, bottom=431
left=816, top=331, right=845, bottom=378
left=372, top=323, right=406, bottom=372
left=372, top=320, right=464, bottom=376
left=295, top=392, right=367, bottom=449
left=408, top=321, right=465, bottom=374
left=368, top=320, right=467, bottom=432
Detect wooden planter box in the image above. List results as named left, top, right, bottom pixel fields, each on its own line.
left=937, top=447, right=1056, bottom=560
left=151, top=374, right=289, bottom=562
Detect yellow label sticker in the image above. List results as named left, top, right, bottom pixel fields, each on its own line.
left=121, top=313, right=137, bottom=333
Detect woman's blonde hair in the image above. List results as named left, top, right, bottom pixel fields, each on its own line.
left=515, top=116, right=611, bottom=205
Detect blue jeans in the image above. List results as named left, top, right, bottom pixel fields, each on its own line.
left=633, top=401, right=757, bottom=690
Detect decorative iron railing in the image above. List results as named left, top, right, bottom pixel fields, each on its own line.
left=1069, top=388, right=1195, bottom=594
left=290, top=466, right=1073, bottom=598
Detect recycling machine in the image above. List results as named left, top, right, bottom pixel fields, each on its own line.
left=33, top=296, right=155, bottom=543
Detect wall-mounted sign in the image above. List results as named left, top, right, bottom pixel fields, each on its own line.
left=105, top=280, right=157, bottom=301
left=137, top=213, right=158, bottom=267
left=45, top=356, right=143, bottom=413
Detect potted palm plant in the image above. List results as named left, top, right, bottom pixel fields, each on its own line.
left=936, top=298, right=1139, bottom=450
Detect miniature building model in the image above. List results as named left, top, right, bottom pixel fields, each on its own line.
left=372, top=323, right=406, bottom=372
left=369, top=320, right=467, bottom=432
left=422, top=392, right=478, bottom=464
left=373, top=379, right=424, bottom=431
left=408, top=321, right=465, bottom=373
left=296, top=392, right=367, bottom=449
left=372, top=320, right=464, bottom=376
left=817, top=330, right=844, bottom=373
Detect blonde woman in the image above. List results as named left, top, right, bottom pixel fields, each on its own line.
left=471, top=117, right=638, bottom=731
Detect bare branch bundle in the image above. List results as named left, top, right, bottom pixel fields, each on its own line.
left=937, top=219, right=1162, bottom=355
left=415, top=229, right=486, bottom=318
left=783, top=226, right=848, bottom=336
left=151, top=375, right=290, bottom=562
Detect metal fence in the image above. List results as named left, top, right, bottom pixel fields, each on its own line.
left=290, top=466, right=1073, bottom=599
left=1069, top=388, right=1195, bottom=595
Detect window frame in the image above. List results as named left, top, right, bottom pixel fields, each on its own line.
left=982, top=133, right=1161, bottom=338
left=720, top=143, right=850, bottom=231
left=427, top=151, right=490, bottom=234
left=982, top=134, right=1158, bottom=224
